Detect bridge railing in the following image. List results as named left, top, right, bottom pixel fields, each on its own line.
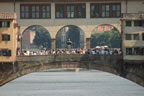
left=16, top=54, right=122, bottom=62
left=17, top=48, right=121, bottom=56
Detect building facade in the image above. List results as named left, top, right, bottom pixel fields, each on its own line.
left=121, top=13, right=144, bottom=61
left=0, top=13, right=18, bottom=62
left=0, top=0, right=144, bottom=51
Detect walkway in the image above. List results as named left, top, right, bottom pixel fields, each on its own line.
left=0, top=69, right=144, bottom=96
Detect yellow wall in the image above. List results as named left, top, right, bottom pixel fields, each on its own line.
left=0, top=19, right=17, bottom=62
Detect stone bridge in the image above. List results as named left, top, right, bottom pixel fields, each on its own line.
left=0, top=55, right=144, bottom=87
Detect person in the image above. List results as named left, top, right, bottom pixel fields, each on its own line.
left=26, top=50, right=30, bottom=56
left=80, top=49, right=83, bottom=54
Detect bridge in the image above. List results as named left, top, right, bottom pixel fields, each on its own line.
left=0, top=55, right=144, bottom=87
left=0, top=0, right=144, bottom=90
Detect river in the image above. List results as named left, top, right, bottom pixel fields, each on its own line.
left=0, top=69, right=144, bottom=96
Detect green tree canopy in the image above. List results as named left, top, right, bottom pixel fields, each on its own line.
left=91, top=30, right=120, bottom=48
left=33, top=31, right=51, bottom=49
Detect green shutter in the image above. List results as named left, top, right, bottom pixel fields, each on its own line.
left=134, top=21, right=142, bottom=26
left=0, top=22, right=2, bottom=27
left=8, top=50, right=11, bottom=56
left=8, top=35, right=10, bottom=41
left=126, top=21, right=132, bottom=27
left=125, top=34, right=132, bottom=40
left=7, top=22, right=10, bottom=27
left=0, top=50, right=1, bottom=56
left=2, top=35, right=4, bottom=41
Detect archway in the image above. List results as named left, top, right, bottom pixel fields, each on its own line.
left=91, top=24, right=120, bottom=48
left=22, top=25, right=51, bottom=50
left=56, top=25, right=85, bottom=49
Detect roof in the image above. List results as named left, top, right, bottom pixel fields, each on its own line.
left=0, top=0, right=143, bottom=2
left=0, top=13, right=16, bottom=20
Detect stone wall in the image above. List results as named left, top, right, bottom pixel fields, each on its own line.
left=0, top=55, right=144, bottom=87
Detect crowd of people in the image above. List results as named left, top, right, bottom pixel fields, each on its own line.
left=18, top=48, right=121, bottom=56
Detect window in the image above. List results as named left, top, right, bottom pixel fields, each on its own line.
left=109, top=26, right=112, bottom=30
left=66, top=5, right=75, bottom=18
left=0, top=50, right=1, bottom=56
left=126, top=48, right=144, bottom=55
left=142, top=48, right=144, bottom=55
left=95, top=26, right=98, bottom=31
left=42, top=6, right=50, bottom=18
left=56, top=5, right=64, bottom=18
left=126, top=21, right=132, bottom=27
left=0, top=21, right=10, bottom=27
left=102, top=4, right=110, bottom=17
left=77, top=5, right=86, bottom=18
left=21, top=5, right=29, bottom=18
left=0, top=49, right=11, bottom=56
left=90, top=3, right=121, bottom=18
left=142, top=33, right=144, bottom=40
left=20, top=4, right=51, bottom=19
left=133, top=34, right=139, bottom=40
left=134, top=20, right=143, bottom=26
left=126, top=48, right=132, bottom=55
left=2, top=34, right=10, bottom=41
left=112, top=4, right=121, bottom=17
left=91, top=4, right=99, bottom=17
left=55, top=4, right=86, bottom=18
left=102, top=25, right=105, bottom=31
left=125, top=34, right=132, bottom=40
left=133, top=48, right=140, bottom=55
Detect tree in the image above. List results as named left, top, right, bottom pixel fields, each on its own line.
left=56, top=25, right=84, bottom=48
left=33, top=31, right=51, bottom=49
left=90, top=30, right=120, bottom=48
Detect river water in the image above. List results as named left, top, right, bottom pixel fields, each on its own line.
left=0, top=69, right=144, bottom=96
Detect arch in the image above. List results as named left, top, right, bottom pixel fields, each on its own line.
left=56, top=25, right=85, bottom=49
left=90, top=24, right=121, bottom=48
left=91, top=24, right=120, bottom=34
left=1, top=55, right=144, bottom=87
left=21, top=25, right=51, bottom=50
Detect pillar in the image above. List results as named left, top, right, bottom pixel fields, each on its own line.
left=121, top=20, right=124, bottom=56
left=86, top=2, right=90, bottom=19
left=51, top=3, right=55, bottom=20
left=86, top=38, right=91, bottom=49
left=51, top=38, right=56, bottom=50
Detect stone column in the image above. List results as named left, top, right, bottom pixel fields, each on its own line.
left=121, top=20, right=124, bottom=56
left=86, top=38, right=91, bottom=49
left=51, top=38, right=56, bottom=50
left=86, top=2, right=90, bottom=19
left=51, top=3, right=55, bottom=20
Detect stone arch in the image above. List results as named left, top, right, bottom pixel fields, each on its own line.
left=21, top=25, right=51, bottom=50
left=90, top=24, right=121, bottom=48
left=91, top=24, right=120, bottom=34
left=1, top=55, right=144, bottom=86
left=56, top=25, right=85, bottom=48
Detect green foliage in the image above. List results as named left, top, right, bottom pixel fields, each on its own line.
left=56, top=33, right=62, bottom=48
left=56, top=26, right=82, bottom=48
left=90, top=30, right=120, bottom=48
left=33, top=31, right=51, bottom=49
left=68, top=27, right=80, bottom=48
